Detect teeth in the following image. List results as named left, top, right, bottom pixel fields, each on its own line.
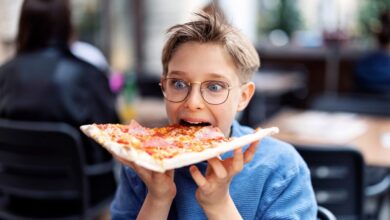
left=180, top=119, right=211, bottom=126
left=187, top=121, right=202, bottom=124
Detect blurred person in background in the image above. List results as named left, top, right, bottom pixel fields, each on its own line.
left=71, top=40, right=110, bottom=73
left=355, top=10, right=390, bottom=95
left=0, top=0, right=119, bottom=216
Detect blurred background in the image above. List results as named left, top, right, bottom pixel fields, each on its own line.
left=0, top=0, right=388, bottom=107
left=2, top=0, right=389, bottom=124
left=1, top=0, right=390, bottom=219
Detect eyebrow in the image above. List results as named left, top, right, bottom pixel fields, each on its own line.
left=168, top=71, right=230, bottom=81
left=167, top=71, right=186, bottom=78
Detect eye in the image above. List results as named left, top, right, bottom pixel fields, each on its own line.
left=205, top=81, right=228, bottom=92
left=169, top=79, right=188, bottom=90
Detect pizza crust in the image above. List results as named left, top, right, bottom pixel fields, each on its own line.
left=81, top=124, right=165, bottom=171
left=80, top=125, right=279, bottom=172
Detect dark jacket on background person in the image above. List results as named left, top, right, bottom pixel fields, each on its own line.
left=0, top=0, right=118, bottom=216
left=0, top=46, right=119, bottom=164
left=0, top=46, right=119, bottom=214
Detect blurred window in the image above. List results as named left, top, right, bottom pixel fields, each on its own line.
left=257, top=0, right=389, bottom=48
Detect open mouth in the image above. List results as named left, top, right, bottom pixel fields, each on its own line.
left=179, top=119, right=211, bottom=127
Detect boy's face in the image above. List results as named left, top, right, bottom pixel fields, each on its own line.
left=163, top=42, right=255, bottom=137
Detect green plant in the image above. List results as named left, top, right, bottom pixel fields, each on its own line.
left=258, top=0, right=302, bottom=37
left=358, top=0, right=390, bottom=42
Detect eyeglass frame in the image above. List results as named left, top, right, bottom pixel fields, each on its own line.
left=159, top=77, right=248, bottom=105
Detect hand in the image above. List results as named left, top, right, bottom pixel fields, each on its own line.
left=114, top=155, right=176, bottom=202
left=189, top=140, right=260, bottom=210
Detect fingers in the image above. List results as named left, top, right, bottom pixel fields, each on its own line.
left=230, top=147, right=244, bottom=174
left=190, top=165, right=209, bottom=189
left=129, top=162, right=153, bottom=180
left=152, top=169, right=175, bottom=182
left=207, top=158, right=227, bottom=179
left=166, top=169, right=175, bottom=179
left=114, top=156, right=152, bottom=180
left=244, top=140, right=260, bottom=163
left=114, top=155, right=133, bottom=167
left=152, top=172, right=167, bottom=183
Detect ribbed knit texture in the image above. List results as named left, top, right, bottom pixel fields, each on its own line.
left=111, top=121, right=317, bottom=220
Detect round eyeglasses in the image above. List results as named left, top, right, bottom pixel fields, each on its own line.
left=159, top=78, right=244, bottom=105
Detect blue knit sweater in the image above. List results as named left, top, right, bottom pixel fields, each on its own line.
left=110, top=121, right=317, bottom=219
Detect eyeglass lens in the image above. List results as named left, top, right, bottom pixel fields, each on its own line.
left=161, top=78, right=230, bottom=105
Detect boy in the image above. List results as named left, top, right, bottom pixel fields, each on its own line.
left=111, top=11, right=317, bottom=219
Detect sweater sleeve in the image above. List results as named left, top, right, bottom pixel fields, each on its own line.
left=111, top=166, right=147, bottom=220
left=256, top=158, right=318, bottom=220
left=230, top=121, right=318, bottom=219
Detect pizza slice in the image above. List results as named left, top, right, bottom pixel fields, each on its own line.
left=80, top=120, right=279, bottom=172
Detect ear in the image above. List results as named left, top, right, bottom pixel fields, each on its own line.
left=237, top=82, right=255, bottom=112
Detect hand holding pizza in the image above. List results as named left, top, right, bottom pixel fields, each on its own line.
left=116, top=155, right=177, bottom=201
left=81, top=121, right=277, bottom=218
left=189, top=140, right=260, bottom=219
left=114, top=155, right=176, bottom=220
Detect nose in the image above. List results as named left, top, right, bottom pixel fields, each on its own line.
left=184, top=84, right=205, bottom=110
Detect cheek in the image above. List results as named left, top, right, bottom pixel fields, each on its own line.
left=212, top=104, right=237, bottom=136
left=228, top=91, right=243, bottom=109
left=214, top=100, right=238, bottom=121
left=165, top=102, right=179, bottom=123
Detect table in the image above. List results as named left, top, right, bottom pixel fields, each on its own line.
left=261, top=108, right=390, bottom=167
left=242, top=70, right=306, bottom=127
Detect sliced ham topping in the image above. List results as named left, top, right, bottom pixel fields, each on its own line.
left=94, top=121, right=229, bottom=161
left=128, top=120, right=153, bottom=136
left=142, top=137, right=172, bottom=148
left=194, top=126, right=225, bottom=140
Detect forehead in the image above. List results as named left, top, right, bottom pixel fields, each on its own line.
left=167, top=42, right=239, bottom=83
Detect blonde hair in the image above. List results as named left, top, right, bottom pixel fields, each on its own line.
left=161, top=10, right=260, bottom=82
